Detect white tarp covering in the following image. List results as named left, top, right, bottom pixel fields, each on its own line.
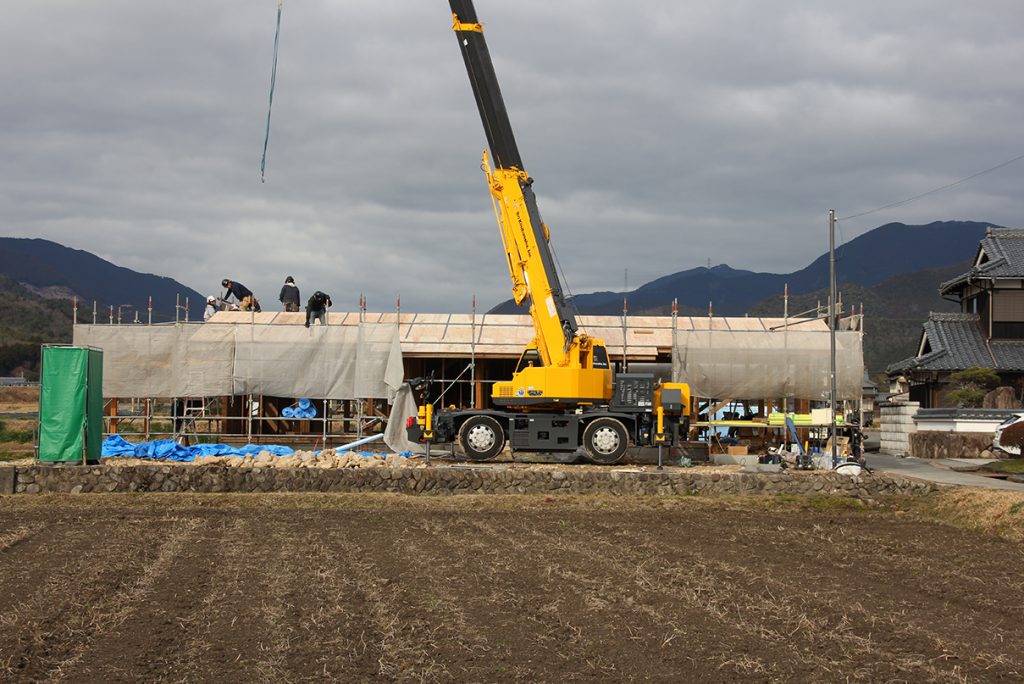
left=672, top=329, right=863, bottom=400
left=74, top=323, right=404, bottom=400
left=384, top=383, right=425, bottom=454
left=232, top=325, right=358, bottom=398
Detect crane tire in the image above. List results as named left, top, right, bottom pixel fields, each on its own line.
left=458, top=415, right=505, bottom=461
left=582, top=417, right=629, bottom=465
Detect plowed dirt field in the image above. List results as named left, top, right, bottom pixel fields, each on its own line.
left=1, top=494, right=1022, bottom=682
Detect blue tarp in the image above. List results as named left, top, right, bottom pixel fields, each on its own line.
left=102, top=435, right=296, bottom=462
left=101, top=435, right=415, bottom=462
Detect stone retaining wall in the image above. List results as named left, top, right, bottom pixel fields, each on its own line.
left=2, top=464, right=937, bottom=499
left=880, top=401, right=920, bottom=455
left=909, top=432, right=996, bottom=460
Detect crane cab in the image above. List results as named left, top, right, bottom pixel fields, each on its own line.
left=493, top=341, right=613, bottom=409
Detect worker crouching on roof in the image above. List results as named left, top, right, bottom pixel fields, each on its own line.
left=305, top=291, right=332, bottom=328
left=221, top=278, right=261, bottom=312
left=203, top=295, right=218, bottom=322
left=279, top=276, right=300, bottom=312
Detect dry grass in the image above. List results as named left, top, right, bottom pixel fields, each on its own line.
left=1, top=493, right=1023, bottom=681
left=0, top=386, right=38, bottom=406
left=914, top=488, right=1024, bottom=542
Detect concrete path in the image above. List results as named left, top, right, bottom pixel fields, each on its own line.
left=869, top=452, right=1024, bottom=491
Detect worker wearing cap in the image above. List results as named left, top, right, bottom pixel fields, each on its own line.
left=279, top=276, right=301, bottom=312
left=305, top=291, right=332, bottom=328
left=221, top=278, right=260, bottom=312
left=203, top=295, right=219, bottom=322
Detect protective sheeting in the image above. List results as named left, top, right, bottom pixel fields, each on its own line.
left=232, top=325, right=357, bottom=398
left=102, top=434, right=297, bottom=461
left=672, top=330, right=863, bottom=400
left=73, top=323, right=404, bottom=400
left=72, top=324, right=235, bottom=397
left=39, top=347, right=103, bottom=462
left=384, top=383, right=426, bottom=455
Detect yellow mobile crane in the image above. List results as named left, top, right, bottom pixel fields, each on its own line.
left=407, top=0, right=690, bottom=464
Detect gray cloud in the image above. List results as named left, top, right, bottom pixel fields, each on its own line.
left=3, top=0, right=1023, bottom=313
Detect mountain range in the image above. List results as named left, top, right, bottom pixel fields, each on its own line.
left=0, top=238, right=204, bottom=377
left=0, top=221, right=993, bottom=377
left=0, top=238, right=204, bottom=322
left=491, top=221, right=990, bottom=317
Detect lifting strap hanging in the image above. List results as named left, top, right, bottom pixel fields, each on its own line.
left=260, top=0, right=284, bottom=183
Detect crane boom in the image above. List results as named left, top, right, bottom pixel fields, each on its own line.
left=406, top=1, right=691, bottom=464
left=449, top=0, right=578, bottom=366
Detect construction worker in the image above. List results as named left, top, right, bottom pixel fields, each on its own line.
left=221, top=278, right=260, bottom=312
left=203, top=295, right=218, bottom=322
left=305, top=291, right=332, bottom=328
left=279, top=276, right=301, bottom=312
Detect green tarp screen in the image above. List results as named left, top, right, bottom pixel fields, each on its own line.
left=38, top=347, right=103, bottom=462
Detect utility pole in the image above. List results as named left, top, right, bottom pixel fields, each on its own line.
left=829, top=209, right=838, bottom=470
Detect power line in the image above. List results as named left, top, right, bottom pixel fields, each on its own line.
left=838, top=151, right=1024, bottom=222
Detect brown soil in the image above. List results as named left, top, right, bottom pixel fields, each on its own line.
left=0, top=494, right=1022, bottom=683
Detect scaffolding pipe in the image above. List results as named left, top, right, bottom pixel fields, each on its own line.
left=247, top=394, right=254, bottom=443
left=470, top=295, right=477, bottom=408
left=621, top=296, right=628, bottom=373
left=321, top=397, right=329, bottom=446
left=828, top=209, right=838, bottom=470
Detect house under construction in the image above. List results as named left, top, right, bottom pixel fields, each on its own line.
left=72, top=307, right=864, bottom=450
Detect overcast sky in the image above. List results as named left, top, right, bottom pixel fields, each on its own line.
left=3, top=0, right=1023, bottom=313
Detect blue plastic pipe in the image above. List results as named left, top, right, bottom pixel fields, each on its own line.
left=336, top=433, right=384, bottom=452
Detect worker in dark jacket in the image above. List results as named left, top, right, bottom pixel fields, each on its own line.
left=221, top=278, right=260, bottom=312
left=305, top=291, right=332, bottom=328
left=279, top=276, right=301, bottom=312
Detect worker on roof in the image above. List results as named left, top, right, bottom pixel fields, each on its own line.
left=279, top=275, right=301, bottom=312
left=203, top=295, right=218, bottom=322
left=305, top=290, right=332, bottom=328
left=221, top=278, right=260, bottom=312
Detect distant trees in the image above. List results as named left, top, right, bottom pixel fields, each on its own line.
left=0, top=343, right=41, bottom=380
left=946, top=367, right=1001, bottom=408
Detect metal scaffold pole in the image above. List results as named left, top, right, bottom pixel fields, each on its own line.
left=621, top=296, right=628, bottom=373
left=829, top=209, right=838, bottom=470
left=470, top=295, right=476, bottom=408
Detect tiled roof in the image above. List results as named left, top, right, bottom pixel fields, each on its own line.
left=990, top=341, right=1024, bottom=371
left=940, top=228, right=1024, bottom=294
left=888, top=312, right=1024, bottom=373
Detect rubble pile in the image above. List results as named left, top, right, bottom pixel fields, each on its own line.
left=189, top=450, right=420, bottom=469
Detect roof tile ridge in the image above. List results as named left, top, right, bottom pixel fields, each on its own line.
left=928, top=311, right=978, bottom=321
left=988, top=227, right=1024, bottom=237
left=982, top=234, right=1009, bottom=263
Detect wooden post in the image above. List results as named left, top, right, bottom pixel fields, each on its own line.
left=475, top=364, right=485, bottom=410
left=108, top=398, right=119, bottom=434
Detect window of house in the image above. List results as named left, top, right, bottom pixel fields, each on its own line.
left=992, top=290, right=1024, bottom=338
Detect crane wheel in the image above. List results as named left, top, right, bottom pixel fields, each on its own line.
left=582, top=417, right=628, bottom=465
left=457, top=415, right=505, bottom=460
